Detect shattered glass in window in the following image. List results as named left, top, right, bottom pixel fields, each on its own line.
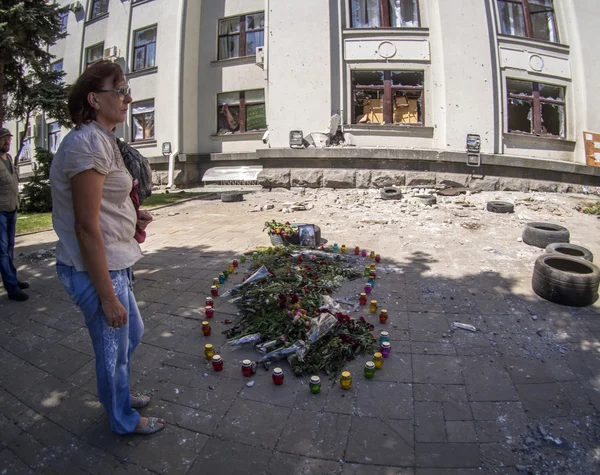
left=353, top=90, right=384, bottom=124
left=390, top=0, right=419, bottom=27
left=393, top=91, right=421, bottom=124
left=218, top=92, right=241, bottom=134
left=219, top=18, right=240, bottom=35
left=352, top=71, right=384, bottom=86
left=508, top=98, right=533, bottom=134
left=497, top=1, right=526, bottom=37
left=507, top=79, right=533, bottom=96
left=246, top=13, right=265, bottom=30
left=541, top=102, right=564, bottom=137
left=391, top=71, right=424, bottom=87
left=351, top=0, right=380, bottom=27
left=539, top=84, right=564, bottom=101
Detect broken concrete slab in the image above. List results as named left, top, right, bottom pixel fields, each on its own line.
left=323, top=169, right=356, bottom=189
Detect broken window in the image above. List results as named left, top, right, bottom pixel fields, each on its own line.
left=497, top=0, right=558, bottom=43
left=350, top=0, right=420, bottom=28
left=131, top=100, right=155, bottom=142
left=352, top=70, right=424, bottom=126
left=218, top=89, right=266, bottom=134
left=507, top=79, right=565, bottom=137
left=218, top=13, right=265, bottom=60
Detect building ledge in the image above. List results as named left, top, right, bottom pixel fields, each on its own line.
left=211, top=56, right=256, bottom=67
left=255, top=148, right=600, bottom=177
left=497, top=34, right=569, bottom=55
left=127, top=66, right=158, bottom=79
left=209, top=152, right=258, bottom=162
left=343, top=27, right=429, bottom=38
left=345, top=125, right=433, bottom=138
left=132, top=0, right=155, bottom=7
left=211, top=131, right=265, bottom=141
left=503, top=132, right=576, bottom=151
left=130, top=140, right=157, bottom=148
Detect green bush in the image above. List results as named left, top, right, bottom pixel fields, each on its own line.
left=20, top=147, right=53, bottom=213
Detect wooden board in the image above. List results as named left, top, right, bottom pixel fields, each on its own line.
left=584, top=131, right=600, bottom=167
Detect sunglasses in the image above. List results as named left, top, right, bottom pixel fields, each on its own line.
left=96, top=86, right=131, bottom=98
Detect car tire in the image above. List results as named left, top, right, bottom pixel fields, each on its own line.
left=380, top=187, right=402, bottom=200
left=486, top=201, right=514, bottom=213
left=545, top=243, right=594, bottom=262
left=522, top=222, right=569, bottom=248
left=532, top=254, right=600, bottom=307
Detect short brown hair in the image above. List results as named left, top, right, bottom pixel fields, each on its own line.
left=68, top=61, right=125, bottom=127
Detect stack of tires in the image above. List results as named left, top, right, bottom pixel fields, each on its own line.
left=522, top=222, right=600, bottom=307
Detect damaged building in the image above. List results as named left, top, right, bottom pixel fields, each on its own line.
left=7, top=0, right=600, bottom=191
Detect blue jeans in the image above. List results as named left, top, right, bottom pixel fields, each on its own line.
left=0, top=210, right=18, bottom=294
left=57, top=263, right=143, bottom=434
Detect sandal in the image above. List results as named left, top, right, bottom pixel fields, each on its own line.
left=133, top=417, right=165, bottom=435
left=131, top=394, right=151, bottom=408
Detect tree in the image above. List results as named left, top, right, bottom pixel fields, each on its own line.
left=20, top=147, right=53, bottom=213
left=0, top=1, right=72, bottom=164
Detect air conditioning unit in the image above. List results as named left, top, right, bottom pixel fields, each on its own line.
left=103, top=46, right=119, bottom=59
left=255, top=46, right=264, bottom=69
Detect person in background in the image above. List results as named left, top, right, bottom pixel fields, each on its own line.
left=49, top=61, right=163, bottom=435
left=0, top=128, right=29, bottom=301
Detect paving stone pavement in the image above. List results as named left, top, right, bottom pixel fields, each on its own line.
left=1, top=189, right=600, bottom=474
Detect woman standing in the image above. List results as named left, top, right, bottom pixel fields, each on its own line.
left=50, top=61, right=164, bottom=434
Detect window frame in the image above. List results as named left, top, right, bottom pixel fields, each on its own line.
left=51, top=59, right=64, bottom=72
left=497, top=0, right=559, bottom=43
left=131, top=99, right=156, bottom=143
left=506, top=79, right=566, bottom=138
left=217, top=12, right=265, bottom=60
left=59, top=11, right=68, bottom=34
left=351, top=70, right=425, bottom=126
left=19, top=132, right=33, bottom=162
left=349, top=0, right=421, bottom=28
left=90, top=0, right=109, bottom=20
left=48, top=122, right=61, bottom=154
left=217, top=89, right=266, bottom=135
left=132, top=24, right=158, bottom=72
left=85, top=42, right=104, bottom=68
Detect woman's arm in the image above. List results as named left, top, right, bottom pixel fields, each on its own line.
left=71, top=169, right=127, bottom=328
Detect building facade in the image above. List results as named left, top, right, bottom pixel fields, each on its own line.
left=7, top=0, right=600, bottom=189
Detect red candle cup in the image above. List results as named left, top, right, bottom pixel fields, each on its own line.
left=201, top=321, right=211, bottom=336
left=272, top=367, right=284, bottom=385
left=359, top=293, right=367, bottom=305
left=205, top=306, right=214, bottom=319
left=212, top=355, right=223, bottom=371
left=242, top=359, right=253, bottom=377
left=375, top=254, right=381, bottom=263
left=206, top=297, right=214, bottom=307
left=210, top=286, right=218, bottom=297
left=354, top=246, right=360, bottom=255
left=233, top=259, right=239, bottom=268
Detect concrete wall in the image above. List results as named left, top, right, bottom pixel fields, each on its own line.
left=267, top=0, right=334, bottom=148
